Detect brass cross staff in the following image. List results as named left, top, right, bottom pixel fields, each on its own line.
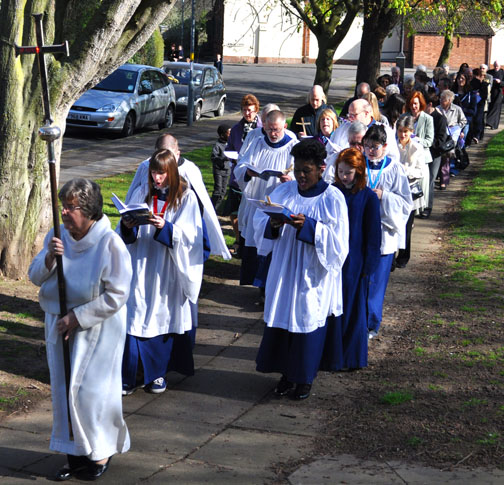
left=15, top=13, right=73, bottom=440
left=295, top=116, right=311, bottom=134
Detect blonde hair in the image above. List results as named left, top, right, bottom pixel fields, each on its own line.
left=361, top=92, right=381, bottom=121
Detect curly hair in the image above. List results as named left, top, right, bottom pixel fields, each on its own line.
left=290, top=138, right=327, bottom=167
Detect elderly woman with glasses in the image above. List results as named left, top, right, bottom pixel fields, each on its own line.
left=29, top=178, right=132, bottom=481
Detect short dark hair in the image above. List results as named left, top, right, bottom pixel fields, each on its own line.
left=363, top=124, right=387, bottom=145
left=59, top=178, right=103, bottom=221
left=218, top=124, right=231, bottom=136
left=290, top=138, right=327, bottom=167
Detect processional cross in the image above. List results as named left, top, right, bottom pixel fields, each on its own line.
left=15, top=13, right=73, bottom=440
left=295, top=116, right=311, bottom=133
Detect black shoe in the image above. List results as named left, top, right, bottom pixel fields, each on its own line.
left=419, top=208, right=431, bottom=219
left=80, top=457, right=112, bottom=481
left=395, top=261, right=407, bottom=268
left=292, top=383, right=312, bottom=400
left=274, top=375, right=293, bottom=396
left=54, top=456, right=88, bottom=481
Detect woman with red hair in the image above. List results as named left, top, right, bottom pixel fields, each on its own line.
left=320, top=148, right=381, bottom=371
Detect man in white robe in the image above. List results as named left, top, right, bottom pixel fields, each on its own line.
left=125, top=133, right=231, bottom=260
left=234, top=110, right=298, bottom=286
left=331, top=99, right=400, bottom=163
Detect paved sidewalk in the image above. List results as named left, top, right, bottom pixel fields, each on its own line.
left=1, top=112, right=503, bottom=483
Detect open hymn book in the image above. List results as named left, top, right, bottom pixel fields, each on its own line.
left=242, top=162, right=293, bottom=180
left=111, top=193, right=153, bottom=225
left=246, top=197, right=295, bottom=223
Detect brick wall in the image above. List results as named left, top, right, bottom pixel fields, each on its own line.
left=412, top=34, right=490, bottom=69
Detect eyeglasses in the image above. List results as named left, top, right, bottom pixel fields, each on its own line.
left=61, top=204, right=81, bottom=212
left=349, top=141, right=363, bottom=148
left=364, top=144, right=383, bottom=152
left=347, top=111, right=363, bottom=120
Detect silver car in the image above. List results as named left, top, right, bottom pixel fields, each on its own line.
left=66, top=64, right=177, bottom=137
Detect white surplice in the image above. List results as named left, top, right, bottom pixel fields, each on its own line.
left=125, top=186, right=203, bottom=338
left=367, top=158, right=413, bottom=254
left=125, top=157, right=231, bottom=260
left=28, top=216, right=132, bottom=461
left=253, top=181, right=349, bottom=334
left=234, top=133, right=298, bottom=246
left=239, top=126, right=297, bottom=160
left=331, top=120, right=400, bottom=163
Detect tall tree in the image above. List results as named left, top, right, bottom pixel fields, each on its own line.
left=0, top=1, right=175, bottom=278
left=356, top=0, right=401, bottom=89
left=279, top=0, right=361, bottom=93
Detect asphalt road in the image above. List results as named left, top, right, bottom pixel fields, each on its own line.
left=61, top=63, right=358, bottom=153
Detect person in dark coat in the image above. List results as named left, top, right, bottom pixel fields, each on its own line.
left=320, top=147, right=381, bottom=371
left=290, top=85, right=336, bottom=138
left=486, top=61, right=504, bottom=129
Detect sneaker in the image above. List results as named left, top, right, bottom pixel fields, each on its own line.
left=368, top=330, right=378, bottom=340
left=145, top=377, right=166, bottom=394
left=122, top=384, right=136, bottom=396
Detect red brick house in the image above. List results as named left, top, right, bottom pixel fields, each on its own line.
left=407, top=14, right=494, bottom=68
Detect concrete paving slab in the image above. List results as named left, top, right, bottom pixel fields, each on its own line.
left=0, top=430, right=53, bottom=471
left=0, top=403, right=52, bottom=434
left=172, top=367, right=274, bottom=402
left=234, top=400, right=324, bottom=437
left=132, top=389, right=255, bottom=426
left=0, top=466, right=48, bottom=483
left=143, top=458, right=269, bottom=485
left=288, top=455, right=404, bottom=484
left=191, top=427, right=308, bottom=474
left=388, top=460, right=504, bottom=484
left=125, top=413, right=221, bottom=459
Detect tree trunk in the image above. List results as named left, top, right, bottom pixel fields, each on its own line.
left=314, top=40, right=336, bottom=94
left=436, top=34, right=453, bottom=67
left=356, top=1, right=400, bottom=90
left=0, top=1, right=175, bottom=278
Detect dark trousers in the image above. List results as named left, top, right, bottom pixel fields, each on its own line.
left=211, top=167, right=230, bottom=208
left=396, top=210, right=415, bottom=265
left=428, top=156, right=442, bottom=209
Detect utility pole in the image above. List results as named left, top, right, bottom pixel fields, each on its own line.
left=187, top=0, right=196, bottom=125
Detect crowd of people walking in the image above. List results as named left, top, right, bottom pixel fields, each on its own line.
left=28, top=59, right=501, bottom=480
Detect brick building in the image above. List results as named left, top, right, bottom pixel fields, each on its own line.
left=408, top=14, right=494, bottom=68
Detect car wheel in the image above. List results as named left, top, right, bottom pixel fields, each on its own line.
left=214, top=99, right=225, bottom=117
left=159, top=105, right=174, bottom=129
left=121, top=112, right=135, bottom=137
left=193, top=102, right=202, bottom=122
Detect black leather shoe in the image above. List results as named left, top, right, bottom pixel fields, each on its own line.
left=292, top=383, right=312, bottom=400
left=54, top=463, right=88, bottom=481
left=81, top=457, right=112, bottom=481
left=274, top=375, right=293, bottom=396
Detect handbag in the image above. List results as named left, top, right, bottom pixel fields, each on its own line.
left=409, top=181, right=424, bottom=200
left=439, top=137, right=455, bottom=153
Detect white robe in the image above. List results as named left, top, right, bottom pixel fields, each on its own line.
left=234, top=133, right=298, bottom=246
left=125, top=158, right=231, bottom=260
left=125, top=187, right=203, bottom=338
left=28, top=216, right=132, bottom=461
left=398, top=138, right=426, bottom=211
left=331, top=120, right=400, bottom=164
left=367, top=158, right=413, bottom=254
left=253, top=181, right=349, bottom=333
left=239, top=126, right=297, bottom=160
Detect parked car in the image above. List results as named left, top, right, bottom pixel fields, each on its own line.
left=66, top=64, right=176, bottom=137
left=164, top=62, right=226, bottom=121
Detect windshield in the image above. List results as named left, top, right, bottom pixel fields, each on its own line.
left=165, top=68, right=203, bottom=87
left=93, top=69, right=138, bottom=93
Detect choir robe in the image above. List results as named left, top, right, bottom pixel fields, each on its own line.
left=28, top=216, right=132, bottom=461
left=330, top=120, right=400, bottom=164
left=239, top=126, right=297, bottom=160
left=120, top=187, right=203, bottom=387
left=366, top=156, right=413, bottom=334
left=125, top=157, right=231, bottom=260
left=320, top=187, right=381, bottom=371
left=254, top=179, right=349, bottom=384
left=234, top=132, right=298, bottom=285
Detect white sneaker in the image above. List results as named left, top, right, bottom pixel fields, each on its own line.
left=368, top=330, right=378, bottom=340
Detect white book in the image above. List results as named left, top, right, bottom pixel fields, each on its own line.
left=111, top=193, right=153, bottom=225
